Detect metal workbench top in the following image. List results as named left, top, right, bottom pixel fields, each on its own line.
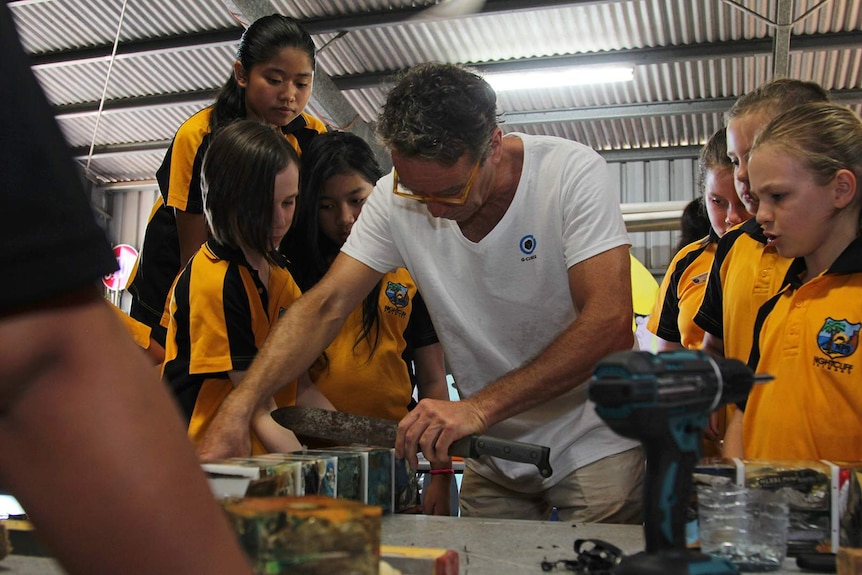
left=0, top=515, right=810, bottom=574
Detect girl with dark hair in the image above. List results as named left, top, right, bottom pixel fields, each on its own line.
left=280, top=131, right=453, bottom=515
left=675, top=197, right=711, bottom=253
left=127, top=14, right=325, bottom=346
left=162, top=120, right=333, bottom=454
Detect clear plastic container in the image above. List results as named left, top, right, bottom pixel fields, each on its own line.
left=697, top=484, right=789, bottom=572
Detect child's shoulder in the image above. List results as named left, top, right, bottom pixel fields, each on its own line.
left=175, top=107, right=214, bottom=140
left=716, top=220, right=765, bottom=263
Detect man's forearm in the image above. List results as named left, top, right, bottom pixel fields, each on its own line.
left=469, top=311, right=633, bottom=428
left=224, top=287, right=351, bottom=418
left=465, top=244, right=635, bottom=429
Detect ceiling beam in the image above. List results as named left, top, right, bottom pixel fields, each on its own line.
left=330, top=31, right=862, bottom=91
left=599, top=146, right=702, bottom=163
left=772, top=0, right=793, bottom=78
left=502, top=98, right=738, bottom=125
left=28, top=29, right=244, bottom=67
left=73, top=140, right=172, bottom=158
left=55, top=90, right=218, bottom=117
left=35, top=30, right=859, bottom=81
left=58, top=87, right=862, bottom=130
left=500, top=88, right=862, bottom=126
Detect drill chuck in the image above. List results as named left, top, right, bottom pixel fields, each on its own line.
left=589, top=350, right=758, bottom=414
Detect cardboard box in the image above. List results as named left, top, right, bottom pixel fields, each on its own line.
left=745, top=460, right=832, bottom=555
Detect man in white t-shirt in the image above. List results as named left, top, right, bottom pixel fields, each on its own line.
left=200, top=62, right=643, bottom=522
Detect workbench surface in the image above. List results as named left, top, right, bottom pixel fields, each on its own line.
left=0, top=515, right=811, bottom=574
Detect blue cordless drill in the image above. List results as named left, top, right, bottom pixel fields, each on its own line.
left=589, top=350, right=771, bottom=575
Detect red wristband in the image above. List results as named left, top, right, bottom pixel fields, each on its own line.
left=429, top=468, right=455, bottom=475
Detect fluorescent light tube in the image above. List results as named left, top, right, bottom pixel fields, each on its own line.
left=485, top=66, right=634, bottom=92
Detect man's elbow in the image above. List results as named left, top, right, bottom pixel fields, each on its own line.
left=615, top=322, right=635, bottom=352
left=593, top=309, right=635, bottom=356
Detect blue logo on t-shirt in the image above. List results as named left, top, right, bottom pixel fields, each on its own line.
left=519, top=234, right=537, bottom=255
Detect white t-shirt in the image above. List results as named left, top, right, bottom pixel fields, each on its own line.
left=343, top=133, right=639, bottom=491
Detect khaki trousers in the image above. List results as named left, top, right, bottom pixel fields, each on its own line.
left=459, top=446, right=644, bottom=523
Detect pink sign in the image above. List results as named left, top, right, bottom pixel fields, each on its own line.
left=102, top=244, right=138, bottom=291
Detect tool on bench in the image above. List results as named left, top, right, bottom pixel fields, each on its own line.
left=272, top=405, right=553, bottom=477
left=589, top=350, right=772, bottom=575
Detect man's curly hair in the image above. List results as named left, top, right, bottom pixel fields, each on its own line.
left=376, top=62, right=500, bottom=165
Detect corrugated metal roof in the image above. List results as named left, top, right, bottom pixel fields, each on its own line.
left=12, top=0, right=238, bottom=52
left=33, top=45, right=237, bottom=105
left=8, top=0, right=862, bottom=185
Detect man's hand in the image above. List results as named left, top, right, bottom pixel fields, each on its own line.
left=396, top=399, right=487, bottom=469
left=196, top=409, right=252, bottom=461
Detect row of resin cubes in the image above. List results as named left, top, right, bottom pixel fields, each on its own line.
left=202, top=446, right=420, bottom=514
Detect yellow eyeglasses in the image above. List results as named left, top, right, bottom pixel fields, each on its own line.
left=392, top=156, right=480, bottom=206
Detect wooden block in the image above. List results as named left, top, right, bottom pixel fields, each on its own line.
left=0, top=519, right=50, bottom=557
left=224, top=496, right=382, bottom=575
left=0, top=521, right=9, bottom=560
left=381, top=545, right=459, bottom=575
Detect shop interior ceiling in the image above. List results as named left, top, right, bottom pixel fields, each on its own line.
left=10, top=0, right=862, bottom=217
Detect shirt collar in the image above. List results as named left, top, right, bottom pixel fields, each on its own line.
left=708, top=227, right=721, bottom=243
left=203, top=240, right=288, bottom=269
left=783, top=235, right=862, bottom=290
left=741, top=217, right=768, bottom=244
left=280, top=114, right=309, bottom=136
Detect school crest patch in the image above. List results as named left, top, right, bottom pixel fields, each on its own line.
left=385, top=282, right=409, bottom=309
left=816, top=317, right=861, bottom=359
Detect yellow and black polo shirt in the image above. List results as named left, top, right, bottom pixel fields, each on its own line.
left=694, top=218, right=793, bottom=362
left=743, top=236, right=862, bottom=461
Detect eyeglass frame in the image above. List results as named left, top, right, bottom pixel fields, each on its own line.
left=392, top=154, right=482, bottom=206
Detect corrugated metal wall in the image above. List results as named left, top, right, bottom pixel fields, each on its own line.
left=614, top=158, right=699, bottom=273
